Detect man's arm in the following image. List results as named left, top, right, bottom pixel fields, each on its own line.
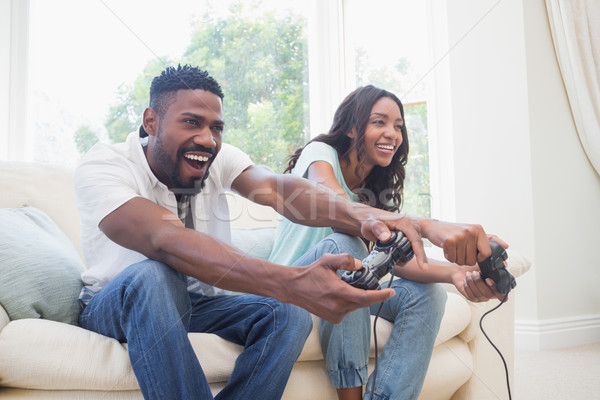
left=98, top=196, right=394, bottom=323
left=232, top=164, right=431, bottom=267
left=233, top=164, right=504, bottom=269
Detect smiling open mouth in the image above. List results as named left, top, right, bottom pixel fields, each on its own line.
left=184, top=153, right=211, bottom=170
left=376, top=144, right=395, bottom=151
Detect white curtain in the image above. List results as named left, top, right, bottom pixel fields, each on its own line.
left=545, top=0, right=600, bottom=176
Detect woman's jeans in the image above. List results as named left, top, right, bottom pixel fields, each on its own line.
left=293, top=233, right=448, bottom=400
left=79, top=259, right=312, bottom=400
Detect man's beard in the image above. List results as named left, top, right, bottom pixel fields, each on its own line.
left=153, top=132, right=212, bottom=195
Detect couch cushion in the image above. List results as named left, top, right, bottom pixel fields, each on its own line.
left=0, top=161, right=81, bottom=253
left=0, top=302, right=472, bottom=392
left=435, top=292, right=472, bottom=344
left=297, top=314, right=328, bottom=362
left=230, top=227, right=277, bottom=260
left=0, top=318, right=246, bottom=391
left=0, top=319, right=139, bottom=391
left=418, top=336, right=473, bottom=400
left=226, top=193, right=279, bottom=230
left=0, top=207, right=85, bottom=325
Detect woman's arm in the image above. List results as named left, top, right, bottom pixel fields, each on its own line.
left=394, top=258, right=505, bottom=302
left=305, top=161, right=350, bottom=198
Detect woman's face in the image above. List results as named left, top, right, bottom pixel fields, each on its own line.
left=359, top=96, right=404, bottom=169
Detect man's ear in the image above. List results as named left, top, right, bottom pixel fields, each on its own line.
left=142, top=108, right=159, bottom=137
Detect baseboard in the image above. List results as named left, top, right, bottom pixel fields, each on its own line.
left=515, top=314, right=600, bottom=350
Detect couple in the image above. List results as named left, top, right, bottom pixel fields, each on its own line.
left=74, top=65, right=507, bottom=400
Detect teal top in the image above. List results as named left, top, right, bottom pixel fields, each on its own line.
left=268, top=142, right=359, bottom=266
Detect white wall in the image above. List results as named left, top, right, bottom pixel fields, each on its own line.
left=439, top=0, right=600, bottom=349
left=521, top=0, right=600, bottom=349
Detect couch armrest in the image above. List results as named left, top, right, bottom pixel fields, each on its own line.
left=456, top=248, right=532, bottom=342
left=452, top=249, right=531, bottom=400
left=0, top=304, right=9, bottom=333
left=504, top=249, right=532, bottom=278
left=452, top=295, right=516, bottom=400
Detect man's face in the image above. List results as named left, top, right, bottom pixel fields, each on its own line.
left=145, top=89, right=224, bottom=194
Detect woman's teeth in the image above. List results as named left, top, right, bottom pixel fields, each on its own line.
left=376, top=144, right=394, bottom=151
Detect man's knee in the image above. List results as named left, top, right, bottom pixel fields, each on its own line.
left=255, top=298, right=313, bottom=341
left=122, top=260, right=190, bottom=314
left=125, top=260, right=186, bottom=289
left=277, top=302, right=313, bottom=338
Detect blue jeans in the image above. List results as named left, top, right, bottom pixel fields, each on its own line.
left=293, top=233, right=447, bottom=400
left=79, top=259, right=312, bottom=400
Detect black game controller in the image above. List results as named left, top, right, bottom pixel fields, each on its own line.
left=479, top=239, right=516, bottom=295
left=341, top=231, right=414, bottom=290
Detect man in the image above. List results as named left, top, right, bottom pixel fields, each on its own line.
left=74, top=65, right=496, bottom=399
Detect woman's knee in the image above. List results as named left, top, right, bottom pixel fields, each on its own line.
left=320, top=307, right=371, bottom=359
left=417, top=282, right=447, bottom=325
left=388, top=281, right=447, bottom=316
left=320, top=307, right=370, bottom=339
left=322, top=233, right=369, bottom=260
left=426, top=283, right=448, bottom=318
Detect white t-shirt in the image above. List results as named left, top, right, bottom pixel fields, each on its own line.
left=74, top=131, right=253, bottom=296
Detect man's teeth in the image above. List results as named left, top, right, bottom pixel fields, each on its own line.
left=376, top=145, right=394, bottom=151
left=185, top=154, right=210, bottom=162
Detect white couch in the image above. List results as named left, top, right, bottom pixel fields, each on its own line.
left=0, top=161, right=531, bottom=399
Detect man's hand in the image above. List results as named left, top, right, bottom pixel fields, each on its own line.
left=359, top=217, right=428, bottom=271
left=451, top=264, right=506, bottom=302
left=285, top=253, right=395, bottom=323
left=420, top=220, right=509, bottom=266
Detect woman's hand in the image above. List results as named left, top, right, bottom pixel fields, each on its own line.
left=451, top=264, right=507, bottom=302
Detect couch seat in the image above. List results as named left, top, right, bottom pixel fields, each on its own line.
left=0, top=294, right=471, bottom=393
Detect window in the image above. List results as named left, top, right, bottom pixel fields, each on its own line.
left=343, top=0, right=432, bottom=217
left=24, top=0, right=310, bottom=173
left=5, top=0, right=435, bottom=217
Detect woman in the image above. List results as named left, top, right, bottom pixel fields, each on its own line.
left=269, top=85, right=503, bottom=400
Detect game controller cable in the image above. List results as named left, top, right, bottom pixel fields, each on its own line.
left=479, top=292, right=511, bottom=400
left=369, top=274, right=394, bottom=400
left=343, top=233, right=516, bottom=400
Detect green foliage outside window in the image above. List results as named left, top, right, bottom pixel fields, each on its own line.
left=74, top=1, right=430, bottom=218
left=73, top=125, right=100, bottom=155
left=355, top=50, right=431, bottom=218
left=402, top=103, right=431, bottom=218
left=75, top=3, right=308, bottom=174
left=184, top=9, right=308, bottom=171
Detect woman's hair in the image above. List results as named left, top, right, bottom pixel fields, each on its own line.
left=285, top=85, right=409, bottom=212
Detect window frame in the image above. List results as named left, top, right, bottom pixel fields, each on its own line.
left=1, top=0, right=30, bottom=161
left=2, top=0, right=449, bottom=220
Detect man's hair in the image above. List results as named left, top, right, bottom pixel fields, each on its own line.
left=140, top=65, right=224, bottom=137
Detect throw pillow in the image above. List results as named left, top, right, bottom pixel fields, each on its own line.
left=0, top=207, right=85, bottom=325
left=231, top=227, right=277, bottom=260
